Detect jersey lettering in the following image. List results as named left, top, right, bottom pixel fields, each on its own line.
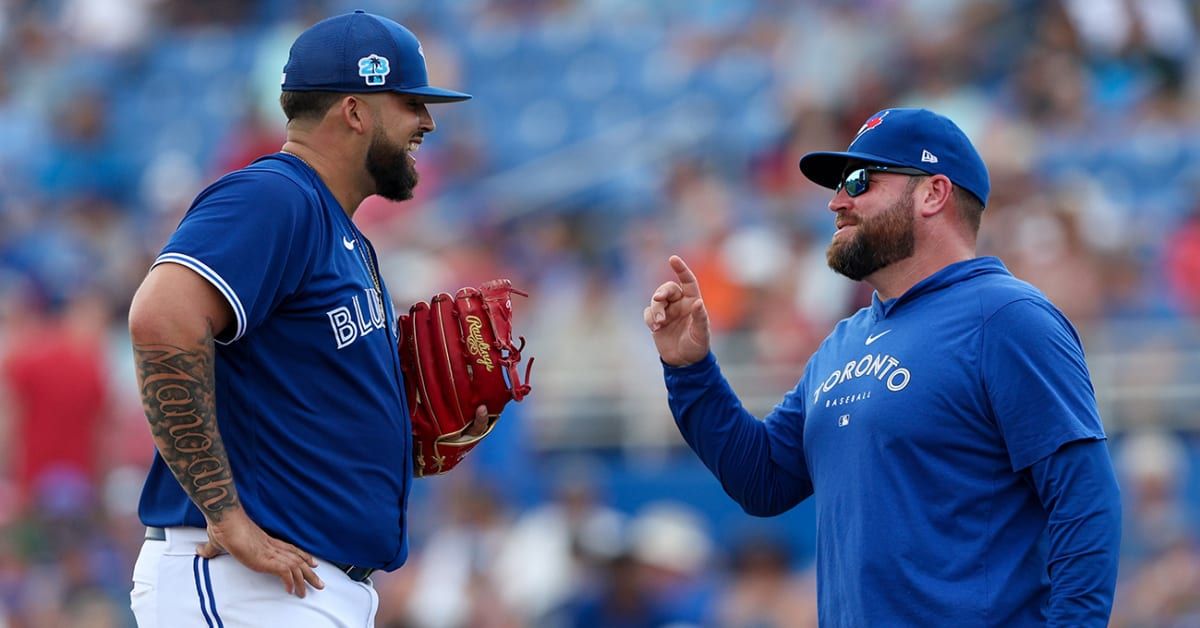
left=328, top=289, right=387, bottom=349
left=813, top=351, right=911, bottom=404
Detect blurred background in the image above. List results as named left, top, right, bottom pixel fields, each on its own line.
left=0, top=0, right=1198, bottom=626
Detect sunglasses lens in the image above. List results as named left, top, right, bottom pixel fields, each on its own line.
left=841, top=169, right=869, bottom=197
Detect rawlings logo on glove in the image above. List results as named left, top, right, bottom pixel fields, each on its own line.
left=399, top=279, right=533, bottom=477
left=464, top=316, right=494, bottom=371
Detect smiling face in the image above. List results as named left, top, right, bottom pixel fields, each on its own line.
left=365, top=93, right=434, bottom=201
left=826, top=166, right=922, bottom=281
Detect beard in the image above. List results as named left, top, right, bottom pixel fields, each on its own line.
left=366, top=128, right=419, bottom=201
left=826, top=190, right=916, bottom=281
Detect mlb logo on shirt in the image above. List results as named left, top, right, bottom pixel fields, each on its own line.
left=838, top=414, right=850, bottom=427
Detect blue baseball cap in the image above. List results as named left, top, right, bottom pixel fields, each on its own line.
left=282, top=10, right=471, bottom=103
left=799, top=108, right=989, bottom=206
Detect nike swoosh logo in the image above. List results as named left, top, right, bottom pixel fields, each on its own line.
left=342, top=236, right=356, bottom=250
left=865, top=330, right=892, bottom=346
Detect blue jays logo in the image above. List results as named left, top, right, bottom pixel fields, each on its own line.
left=358, top=54, right=390, bottom=86
left=855, top=110, right=890, bottom=137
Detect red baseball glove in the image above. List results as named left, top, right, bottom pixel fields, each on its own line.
left=399, top=279, right=533, bottom=477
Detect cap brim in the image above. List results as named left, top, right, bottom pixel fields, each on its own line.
left=394, top=85, right=472, bottom=103
left=798, top=151, right=910, bottom=190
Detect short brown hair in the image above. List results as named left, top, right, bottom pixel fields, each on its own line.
left=955, top=187, right=984, bottom=234
left=279, top=91, right=344, bottom=122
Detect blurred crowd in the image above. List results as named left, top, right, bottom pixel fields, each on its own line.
left=1, top=0, right=1199, bottom=626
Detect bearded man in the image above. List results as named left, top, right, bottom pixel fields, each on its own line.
left=643, top=108, right=1121, bottom=627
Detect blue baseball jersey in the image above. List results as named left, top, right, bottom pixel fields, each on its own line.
left=138, top=153, right=413, bottom=571
left=666, top=257, right=1112, bottom=626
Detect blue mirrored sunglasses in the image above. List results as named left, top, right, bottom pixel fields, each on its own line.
left=836, top=165, right=930, bottom=197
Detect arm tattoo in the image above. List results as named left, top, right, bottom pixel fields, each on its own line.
left=134, top=335, right=240, bottom=520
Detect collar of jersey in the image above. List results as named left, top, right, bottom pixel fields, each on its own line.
left=870, top=256, right=1009, bottom=319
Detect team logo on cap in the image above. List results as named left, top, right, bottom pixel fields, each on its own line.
left=855, top=110, right=890, bottom=137
left=358, top=54, right=391, bottom=86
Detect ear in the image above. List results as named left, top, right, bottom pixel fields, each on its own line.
left=337, top=95, right=370, bottom=135
left=917, top=174, right=953, bottom=218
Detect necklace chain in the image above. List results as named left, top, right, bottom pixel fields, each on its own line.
left=281, top=149, right=384, bottom=308
left=355, top=233, right=383, bottom=302
left=280, top=149, right=314, bottom=171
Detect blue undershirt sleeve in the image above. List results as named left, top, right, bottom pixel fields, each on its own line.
left=1027, top=438, right=1121, bottom=627
left=663, top=352, right=813, bottom=516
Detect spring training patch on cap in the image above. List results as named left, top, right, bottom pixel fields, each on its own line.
left=358, top=54, right=390, bottom=86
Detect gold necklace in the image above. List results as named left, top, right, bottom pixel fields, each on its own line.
left=354, top=231, right=383, bottom=305
left=280, top=149, right=314, bottom=171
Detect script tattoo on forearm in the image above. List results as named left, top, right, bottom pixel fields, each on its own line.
left=134, top=337, right=240, bottom=520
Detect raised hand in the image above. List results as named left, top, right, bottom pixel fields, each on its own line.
left=643, top=255, right=711, bottom=367
left=197, top=508, right=325, bottom=597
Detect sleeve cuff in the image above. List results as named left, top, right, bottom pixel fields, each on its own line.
left=662, top=351, right=719, bottom=380
left=1012, top=431, right=1107, bottom=471
left=152, top=252, right=247, bottom=345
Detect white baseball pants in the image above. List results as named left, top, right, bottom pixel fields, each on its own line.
left=130, top=526, right=379, bottom=627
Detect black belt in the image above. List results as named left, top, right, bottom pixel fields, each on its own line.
left=330, top=562, right=376, bottom=582
left=144, top=526, right=375, bottom=582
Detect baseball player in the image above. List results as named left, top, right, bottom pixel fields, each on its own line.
left=127, top=12, right=483, bottom=626
left=645, top=109, right=1122, bottom=626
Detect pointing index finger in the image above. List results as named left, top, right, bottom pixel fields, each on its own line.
left=668, top=255, right=701, bottom=297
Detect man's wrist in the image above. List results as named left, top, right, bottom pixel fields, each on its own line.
left=204, top=502, right=246, bottom=527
